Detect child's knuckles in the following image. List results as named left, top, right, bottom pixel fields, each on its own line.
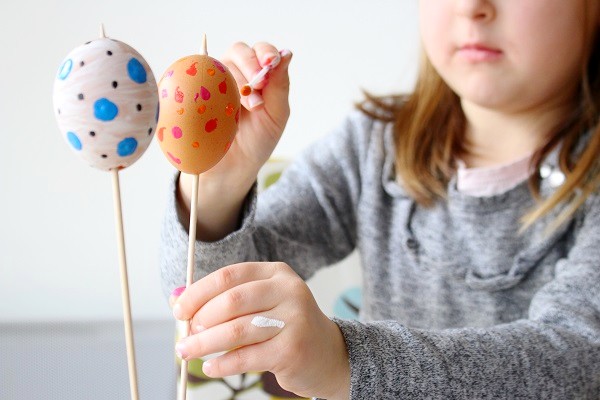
left=228, top=320, right=247, bottom=343
left=214, top=266, right=237, bottom=291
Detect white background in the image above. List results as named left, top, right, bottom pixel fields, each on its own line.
left=0, top=0, right=420, bottom=322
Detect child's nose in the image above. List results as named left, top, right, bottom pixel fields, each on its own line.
left=455, top=0, right=496, bottom=22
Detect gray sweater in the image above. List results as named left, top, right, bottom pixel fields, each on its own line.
left=160, top=111, right=600, bottom=399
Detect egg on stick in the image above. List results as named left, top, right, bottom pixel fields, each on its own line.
left=53, top=24, right=158, bottom=400
left=156, top=34, right=241, bottom=400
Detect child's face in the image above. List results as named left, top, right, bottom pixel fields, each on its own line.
left=419, top=0, right=598, bottom=114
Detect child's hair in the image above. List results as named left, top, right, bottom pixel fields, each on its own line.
left=359, top=2, right=600, bottom=232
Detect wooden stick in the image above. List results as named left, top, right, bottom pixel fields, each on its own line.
left=201, top=33, right=207, bottom=56
left=178, top=173, right=200, bottom=400
left=111, top=168, right=140, bottom=400
left=178, top=34, right=206, bottom=399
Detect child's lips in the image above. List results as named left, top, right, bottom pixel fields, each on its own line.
left=457, top=43, right=503, bottom=62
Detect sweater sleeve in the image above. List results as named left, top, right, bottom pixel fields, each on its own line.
left=159, top=111, right=370, bottom=297
left=334, top=196, right=600, bottom=399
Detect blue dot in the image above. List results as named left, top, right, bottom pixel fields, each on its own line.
left=127, top=58, right=147, bottom=84
left=94, top=98, right=119, bottom=121
left=58, top=59, right=73, bottom=80
left=117, top=137, right=138, bottom=157
left=66, top=131, right=82, bottom=150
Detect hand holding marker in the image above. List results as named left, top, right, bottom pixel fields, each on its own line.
left=240, top=49, right=291, bottom=96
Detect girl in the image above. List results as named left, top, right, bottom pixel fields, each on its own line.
left=161, top=0, right=600, bottom=398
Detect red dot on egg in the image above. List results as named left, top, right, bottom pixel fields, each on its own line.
left=186, top=62, right=198, bottom=76
left=201, top=86, right=211, bottom=101
left=213, top=59, right=226, bottom=73
left=197, top=105, right=206, bottom=114
left=175, top=87, right=184, bottom=103
left=192, top=142, right=199, bottom=148
left=172, top=126, right=183, bottom=139
left=219, top=80, right=227, bottom=94
left=207, top=69, right=215, bottom=76
left=167, top=152, right=181, bottom=164
left=158, top=127, right=165, bottom=141
left=205, top=119, right=218, bottom=133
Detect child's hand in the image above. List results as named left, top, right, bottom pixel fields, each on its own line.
left=171, top=262, right=350, bottom=400
left=198, top=42, right=293, bottom=186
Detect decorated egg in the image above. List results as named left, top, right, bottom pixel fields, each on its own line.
left=53, top=37, right=158, bottom=170
left=156, top=54, right=240, bottom=174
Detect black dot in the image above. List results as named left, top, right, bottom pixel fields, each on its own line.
left=85, top=41, right=91, bottom=45
left=148, top=127, right=153, bottom=135
left=57, top=109, right=61, bottom=115
left=80, top=61, right=85, bottom=67
left=89, top=131, right=96, bottom=137
left=112, top=81, right=118, bottom=88
left=77, top=93, right=84, bottom=100
left=101, top=154, right=107, bottom=158
left=107, top=50, right=113, bottom=56
left=136, top=104, right=142, bottom=111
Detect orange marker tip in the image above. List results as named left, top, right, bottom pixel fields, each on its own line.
left=240, top=85, right=252, bottom=96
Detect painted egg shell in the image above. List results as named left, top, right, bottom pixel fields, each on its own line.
left=156, top=55, right=240, bottom=174
left=53, top=38, right=158, bottom=170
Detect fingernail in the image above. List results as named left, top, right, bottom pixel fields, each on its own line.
left=172, top=303, right=184, bottom=320
left=175, top=342, right=188, bottom=360
left=202, top=360, right=212, bottom=376
left=171, top=286, right=185, bottom=297
left=248, top=93, right=264, bottom=109
left=279, top=49, right=292, bottom=58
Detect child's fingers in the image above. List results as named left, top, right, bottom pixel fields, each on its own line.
left=173, top=262, right=279, bottom=321
left=250, top=42, right=284, bottom=90
left=223, top=41, right=265, bottom=88
left=175, top=312, right=283, bottom=362
left=225, top=42, right=280, bottom=88
left=222, top=42, right=266, bottom=109
left=222, top=42, right=291, bottom=112
left=260, top=48, right=292, bottom=114
left=201, top=340, right=278, bottom=378
left=190, top=279, right=282, bottom=330
left=225, top=61, right=264, bottom=110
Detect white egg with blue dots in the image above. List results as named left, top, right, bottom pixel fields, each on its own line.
left=53, top=38, right=158, bottom=170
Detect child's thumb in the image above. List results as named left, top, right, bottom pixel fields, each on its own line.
left=262, top=49, right=293, bottom=102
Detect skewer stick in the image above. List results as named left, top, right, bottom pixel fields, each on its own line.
left=111, top=168, right=140, bottom=400
left=178, top=34, right=206, bottom=400
left=201, top=33, right=207, bottom=56
left=178, top=173, right=200, bottom=400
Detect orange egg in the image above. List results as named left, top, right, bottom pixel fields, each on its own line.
left=156, top=55, right=240, bottom=174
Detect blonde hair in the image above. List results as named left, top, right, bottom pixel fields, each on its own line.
left=359, top=3, right=600, bottom=232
